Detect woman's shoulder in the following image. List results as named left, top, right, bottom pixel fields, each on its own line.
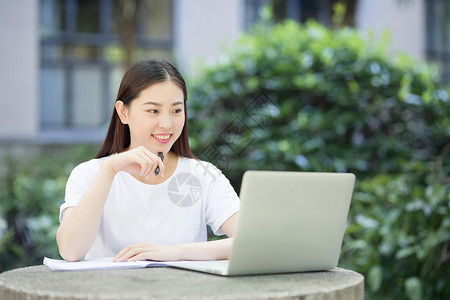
left=70, top=157, right=107, bottom=177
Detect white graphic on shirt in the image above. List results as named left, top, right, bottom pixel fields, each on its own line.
left=167, top=173, right=202, bottom=207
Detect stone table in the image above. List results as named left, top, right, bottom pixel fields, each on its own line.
left=0, top=265, right=364, bottom=300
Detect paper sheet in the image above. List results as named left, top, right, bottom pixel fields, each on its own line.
left=43, top=257, right=166, bottom=271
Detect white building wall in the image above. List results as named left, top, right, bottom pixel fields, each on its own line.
left=356, top=0, right=425, bottom=61
left=0, top=0, right=39, bottom=139
left=173, top=0, right=243, bottom=77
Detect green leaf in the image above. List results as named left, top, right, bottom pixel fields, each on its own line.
left=367, top=265, right=383, bottom=292
left=396, top=247, right=416, bottom=260
left=405, top=277, right=422, bottom=300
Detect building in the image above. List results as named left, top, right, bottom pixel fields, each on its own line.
left=0, top=0, right=447, bottom=144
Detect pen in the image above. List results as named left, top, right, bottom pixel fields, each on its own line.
left=154, top=152, right=164, bottom=176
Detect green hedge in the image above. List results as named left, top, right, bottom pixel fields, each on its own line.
left=0, top=145, right=98, bottom=272
left=187, top=19, right=449, bottom=299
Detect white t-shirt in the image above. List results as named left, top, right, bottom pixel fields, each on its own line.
left=60, top=156, right=240, bottom=259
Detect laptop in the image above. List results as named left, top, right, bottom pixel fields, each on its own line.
left=167, top=170, right=356, bottom=276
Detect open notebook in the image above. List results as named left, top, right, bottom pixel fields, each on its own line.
left=45, top=171, right=355, bottom=276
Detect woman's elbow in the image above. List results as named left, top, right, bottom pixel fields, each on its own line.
left=57, top=233, right=84, bottom=262
left=58, top=245, right=84, bottom=262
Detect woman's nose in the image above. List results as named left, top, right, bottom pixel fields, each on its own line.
left=158, top=113, right=172, bottom=129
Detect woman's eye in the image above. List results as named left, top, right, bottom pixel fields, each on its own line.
left=173, top=109, right=183, bottom=114
left=147, top=109, right=158, bottom=114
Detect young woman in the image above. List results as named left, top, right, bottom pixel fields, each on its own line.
left=56, top=59, right=240, bottom=262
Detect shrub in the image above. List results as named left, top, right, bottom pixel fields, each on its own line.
left=187, top=19, right=449, bottom=299
left=342, top=171, right=449, bottom=299
left=0, top=145, right=97, bottom=272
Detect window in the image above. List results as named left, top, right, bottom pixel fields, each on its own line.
left=244, top=0, right=357, bottom=29
left=39, top=0, right=173, bottom=130
left=425, top=0, right=450, bottom=82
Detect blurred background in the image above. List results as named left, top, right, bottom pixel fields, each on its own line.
left=0, top=0, right=449, bottom=299
left=0, top=0, right=447, bottom=141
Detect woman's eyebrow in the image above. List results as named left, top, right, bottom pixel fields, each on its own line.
left=142, top=101, right=161, bottom=106
left=142, top=101, right=184, bottom=106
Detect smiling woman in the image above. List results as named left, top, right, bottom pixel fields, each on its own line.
left=114, top=81, right=185, bottom=154
left=56, top=59, right=240, bottom=262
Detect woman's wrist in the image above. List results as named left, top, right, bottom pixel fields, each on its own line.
left=173, top=239, right=232, bottom=261
left=99, top=159, right=118, bottom=179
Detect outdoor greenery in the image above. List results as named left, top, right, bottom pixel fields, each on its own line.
left=0, top=145, right=98, bottom=272
left=187, top=16, right=449, bottom=300
left=0, top=10, right=448, bottom=300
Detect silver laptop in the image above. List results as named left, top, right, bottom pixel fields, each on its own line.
left=168, top=171, right=355, bottom=276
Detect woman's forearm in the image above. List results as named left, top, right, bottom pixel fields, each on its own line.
left=56, top=163, right=116, bottom=261
left=176, top=238, right=234, bottom=261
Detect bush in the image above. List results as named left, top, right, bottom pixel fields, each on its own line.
left=0, top=145, right=97, bottom=272
left=187, top=19, right=449, bottom=299
left=342, top=171, right=449, bottom=299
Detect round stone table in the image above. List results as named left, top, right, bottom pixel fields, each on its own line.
left=0, top=265, right=364, bottom=300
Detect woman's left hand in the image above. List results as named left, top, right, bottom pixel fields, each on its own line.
left=113, top=242, right=181, bottom=262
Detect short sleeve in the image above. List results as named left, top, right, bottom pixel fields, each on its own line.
left=202, top=162, right=240, bottom=236
left=59, top=159, right=100, bottom=222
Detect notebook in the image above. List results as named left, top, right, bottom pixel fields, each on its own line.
left=170, top=170, right=356, bottom=276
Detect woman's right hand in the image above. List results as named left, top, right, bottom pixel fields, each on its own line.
left=58, top=146, right=165, bottom=261
left=103, top=146, right=165, bottom=179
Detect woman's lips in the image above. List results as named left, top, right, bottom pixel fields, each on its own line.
left=152, top=134, right=172, bottom=144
